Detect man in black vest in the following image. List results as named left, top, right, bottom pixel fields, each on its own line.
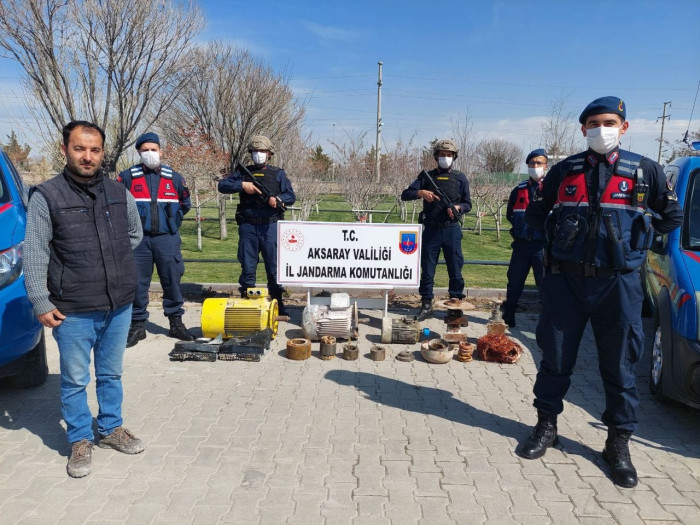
left=516, top=97, right=683, bottom=488
left=401, top=139, right=471, bottom=320
left=25, top=121, right=145, bottom=478
left=218, top=135, right=296, bottom=315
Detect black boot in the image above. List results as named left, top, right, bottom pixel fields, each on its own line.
left=126, top=321, right=146, bottom=348
left=517, top=410, right=559, bottom=459
left=168, top=316, right=195, bottom=341
left=415, top=298, right=433, bottom=321
left=270, top=292, right=289, bottom=317
left=501, top=308, right=516, bottom=328
left=602, top=429, right=638, bottom=488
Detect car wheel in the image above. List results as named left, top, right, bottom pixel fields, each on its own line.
left=10, top=331, right=48, bottom=388
left=649, top=316, right=666, bottom=400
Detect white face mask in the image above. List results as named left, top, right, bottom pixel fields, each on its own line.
left=586, top=126, right=620, bottom=154
left=252, top=151, right=267, bottom=166
left=140, top=150, right=160, bottom=169
left=438, top=156, right=453, bottom=169
left=528, top=166, right=545, bottom=180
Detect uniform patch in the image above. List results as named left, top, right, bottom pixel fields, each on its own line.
left=619, top=180, right=629, bottom=192
left=134, top=184, right=143, bottom=192
left=565, top=186, right=577, bottom=196
left=611, top=192, right=631, bottom=200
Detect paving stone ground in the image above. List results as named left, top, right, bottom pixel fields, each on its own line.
left=1, top=292, right=699, bottom=524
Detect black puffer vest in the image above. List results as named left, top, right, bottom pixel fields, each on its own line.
left=35, top=171, right=137, bottom=313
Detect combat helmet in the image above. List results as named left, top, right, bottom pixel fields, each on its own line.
left=433, top=138, right=458, bottom=159
left=247, top=135, right=274, bottom=155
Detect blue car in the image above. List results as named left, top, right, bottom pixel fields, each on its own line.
left=0, top=148, right=47, bottom=387
left=643, top=146, right=700, bottom=408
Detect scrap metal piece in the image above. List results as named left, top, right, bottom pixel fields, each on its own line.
left=421, top=338, right=453, bottom=364
left=169, top=341, right=218, bottom=362
left=320, top=335, right=337, bottom=360
left=381, top=316, right=421, bottom=344
left=286, top=338, right=312, bottom=360
left=370, top=345, right=386, bottom=361
left=456, top=341, right=475, bottom=362
left=395, top=350, right=415, bottom=362
left=343, top=343, right=359, bottom=361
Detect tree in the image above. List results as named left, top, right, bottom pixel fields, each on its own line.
left=0, top=0, right=204, bottom=173
left=382, top=135, right=420, bottom=222
left=309, top=145, right=333, bottom=180
left=476, top=138, right=522, bottom=174
left=161, top=42, right=305, bottom=173
left=272, top=132, right=321, bottom=221
left=451, top=113, right=480, bottom=174
left=2, top=131, right=31, bottom=170
left=663, top=128, right=700, bottom=164
left=162, top=123, right=229, bottom=249
left=331, top=130, right=383, bottom=220
left=540, top=95, right=580, bottom=163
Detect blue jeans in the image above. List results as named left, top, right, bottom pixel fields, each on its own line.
left=53, top=304, right=131, bottom=443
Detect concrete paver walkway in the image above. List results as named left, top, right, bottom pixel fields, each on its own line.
left=1, top=299, right=699, bottom=524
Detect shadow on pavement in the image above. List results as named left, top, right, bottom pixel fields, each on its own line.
left=323, top=369, right=601, bottom=459
left=0, top=373, right=67, bottom=454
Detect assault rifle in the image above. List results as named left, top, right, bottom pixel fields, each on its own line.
left=237, top=161, right=286, bottom=211
left=419, top=170, right=463, bottom=225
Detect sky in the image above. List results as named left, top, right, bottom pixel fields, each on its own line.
left=1, top=0, right=699, bottom=166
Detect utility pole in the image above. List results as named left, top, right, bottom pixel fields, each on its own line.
left=375, top=61, right=383, bottom=183
left=657, top=101, right=671, bottom=163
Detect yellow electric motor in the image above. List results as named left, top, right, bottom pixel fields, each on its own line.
left=201, top=287, right=280, bottom=339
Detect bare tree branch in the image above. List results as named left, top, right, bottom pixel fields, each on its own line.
left=0, top=0, right=204, bottom=173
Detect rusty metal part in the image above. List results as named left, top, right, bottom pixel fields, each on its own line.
left=381, top=316, right=421, bottom=344
left=320, top=335, right=337, bottom=360
left=286, top=338, right=312, bottom=360
left=421, top=338, right=453, bottom=364
left=456, top=341, right=475, bottom=362
left=395, top=350, right=415, bottom=362
left=370, top=345, right=386, bottom=361
left=343, top=344, right=359, bottom=361
left=436, top=298, right=475, bottom=310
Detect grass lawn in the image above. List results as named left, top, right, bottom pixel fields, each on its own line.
left=178, top=195, right=537, bottom=290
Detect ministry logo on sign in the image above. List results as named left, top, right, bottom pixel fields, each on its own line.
left=400, top=232, right=418, bottom=254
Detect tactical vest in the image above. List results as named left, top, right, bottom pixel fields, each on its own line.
left=35, top=172, right=137, bottom=313
left=511, top=181, right=545, bottom=241
left=546, top=150, right=654, bottom=270
left=127, top=165, right=181, bottom=234
left=422, top=168, right=462, bottom=223
left=239, top=165, right=283, bottom=215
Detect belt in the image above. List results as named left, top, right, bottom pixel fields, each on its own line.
left=424, top=221, right=459, bottom=229
left=555, top=261, right=632, bottom=277
left=242, top=215, right=279, bottom=226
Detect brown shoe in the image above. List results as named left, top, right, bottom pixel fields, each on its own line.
left=67, top=439, right=93, bottom=478
left=98, top=427, right=145, bottom=454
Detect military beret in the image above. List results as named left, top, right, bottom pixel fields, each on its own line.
left=526, top=148, right=548, bottom=164
left=135, top=132, right=160, bottom=149
left=579, top=96, right=626, bottom=124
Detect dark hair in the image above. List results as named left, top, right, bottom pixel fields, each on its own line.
left=62, top=121, right=106, bottom=147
